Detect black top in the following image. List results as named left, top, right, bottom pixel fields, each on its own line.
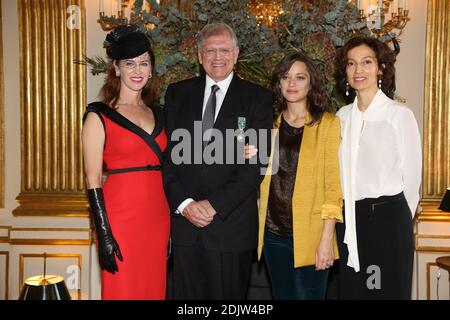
left=266, top=115, right=304, bottom=237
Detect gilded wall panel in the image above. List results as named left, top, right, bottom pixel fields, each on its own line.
left=14, top=0, right=88, bottom=216
left=421, top=0, right=450, bottom=215
left=0, top=1, right=4, bottom=208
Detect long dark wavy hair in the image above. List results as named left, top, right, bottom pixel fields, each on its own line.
left=272, top=52, right=331, bottom=125
left=99, top=48, right=158, bottom=109
left=335, top=36, right=397, bottom=103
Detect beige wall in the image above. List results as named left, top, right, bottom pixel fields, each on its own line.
left=0, top=0, right=430, bottom=299
left=86, top=0, right=108, bottom=104
left=396, top=0, right=427, bottom=136
left=1, top=0, right=20, bottom=223
left=358, top=0, right=427, bottom=136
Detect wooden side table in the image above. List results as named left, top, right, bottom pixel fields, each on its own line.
left=436, top=256, right=450, bottom=300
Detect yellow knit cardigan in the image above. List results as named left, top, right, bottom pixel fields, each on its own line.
left=258, top=112, right=343, bottom=268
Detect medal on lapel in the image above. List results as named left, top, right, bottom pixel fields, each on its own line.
left=237, top=117, right=246, bottom=142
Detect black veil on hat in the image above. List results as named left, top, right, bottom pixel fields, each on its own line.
left=105, top=25, right=151, bottom=60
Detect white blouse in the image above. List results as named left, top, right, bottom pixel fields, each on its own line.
left=337, top=89, right=422, bottom=272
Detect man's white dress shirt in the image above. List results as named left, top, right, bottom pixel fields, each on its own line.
left=177, top=72, right=234, bottom=214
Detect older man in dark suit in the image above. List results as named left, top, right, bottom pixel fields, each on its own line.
left=163, top=22, right=272, bottom=300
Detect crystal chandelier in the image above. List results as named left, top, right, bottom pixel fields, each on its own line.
left=248, top=0, right=284, bottom=27
left=98, top=0, right=132, bottom=31
left=97, top=0, right=158, bottom=31
left=353, top=0, right=410, bottom=37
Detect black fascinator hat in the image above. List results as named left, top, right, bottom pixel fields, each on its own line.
left=105, top=25, right=150, bottom=60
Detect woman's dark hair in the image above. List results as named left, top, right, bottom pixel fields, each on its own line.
left=272, top=52, right=331, bottom=125
left=99, top=48, right=158, bottom=109
left=335, top=36, right=397, bottom=103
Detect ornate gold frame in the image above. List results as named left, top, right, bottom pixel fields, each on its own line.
left=421, top=0, right=450, bottom=214
left=0, top=251, right=9, bottom=300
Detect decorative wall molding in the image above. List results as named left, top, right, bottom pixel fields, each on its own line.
left=0, top=251, right=9, bottom=299
left=10, top=227, right=92, bottom=245
left=416, top=233, right=450, bottom=252
left=14, top=0, right=88, bottom=217
left=415, top=219, right=450, bottom=300
left=417, top=202, right=450, bottom=222
left=0, top=226, right=92, bottom=245
left=0, top=226, right=9, bottom=243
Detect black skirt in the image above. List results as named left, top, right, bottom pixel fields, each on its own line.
left=336, top=192, right=414, bottom=300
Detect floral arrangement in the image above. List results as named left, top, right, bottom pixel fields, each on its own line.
left=88, top=0, right=397, bottom=110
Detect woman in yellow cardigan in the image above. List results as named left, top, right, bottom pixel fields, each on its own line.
left=246, top=52, right=342, bottom=299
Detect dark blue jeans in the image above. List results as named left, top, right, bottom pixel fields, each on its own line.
left=264, top=231, right=329, bottom=300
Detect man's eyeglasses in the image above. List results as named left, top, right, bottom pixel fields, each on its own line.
left=119, top=60, right=151, bottom=70
left=202, top=48, right=234, bottom=57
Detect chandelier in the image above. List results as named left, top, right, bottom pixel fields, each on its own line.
left=97, top=0, right=157, bottom=31
left=97, top=0, right=410, bottom=38
left=353, top=0, right=410, bottom=37
left=248, top=0, right=284, bottom=27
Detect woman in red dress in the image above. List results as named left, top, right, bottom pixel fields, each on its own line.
left=82, top=26, right=169, bottom=300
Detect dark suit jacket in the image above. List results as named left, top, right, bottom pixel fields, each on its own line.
left=163, top=74, right=273, bottom=252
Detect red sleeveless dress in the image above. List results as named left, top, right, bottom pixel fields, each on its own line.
left=94, top=105, right=169, bottom=300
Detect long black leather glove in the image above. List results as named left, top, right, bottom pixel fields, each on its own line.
left=88, top=188, right=123, bottom=274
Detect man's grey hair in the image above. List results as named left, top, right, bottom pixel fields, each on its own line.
left=197, top=22, right=239, bottom=49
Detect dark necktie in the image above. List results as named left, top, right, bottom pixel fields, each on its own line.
left=202, top=84, right=220, bottom=145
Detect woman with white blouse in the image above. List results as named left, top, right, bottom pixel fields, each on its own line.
left=334, top=36, right=422, bottom=299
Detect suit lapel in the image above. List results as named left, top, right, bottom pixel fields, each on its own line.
left=192, top=76, right=206, bottom=123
